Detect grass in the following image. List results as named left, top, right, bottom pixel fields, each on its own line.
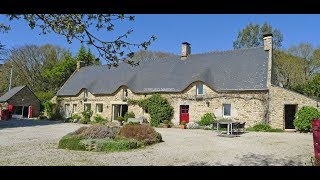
left=246, top=123, right=284, bottom=132
left=58, top=135, right=86, bottom=151
left=99, top=139, right=143, bottom=152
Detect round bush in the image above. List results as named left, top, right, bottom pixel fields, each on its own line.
left=198, top=113, right=216, bottom=126
left=294, top=106, right=320, bottom=132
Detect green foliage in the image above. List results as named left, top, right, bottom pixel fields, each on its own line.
left=294, top=106, right=320, bottom=132
left=116, top=116, right=124, bottom=121
left=127, top=122, right=140, bottom=125
left=198, top=113, right=216, bottom=126
left=246, top=123, right=283, bottom=132
left=303, top=74, right=320, bottom=99
left=58, top=135, right=86, bottom=151
left=71, top=114, right=81, bottom=120
left=94, top=114, right=107, bottom=123
left=128, top=94, right=173, bottom=126
left=76, top=45, right=100, bottom=66
left=233, top=22, right=283, bottom=49
left=43, top=101, right=62, bottom=120
left=43, top=51, right=77, bottom=92
left=163, top=120, right=169, bottom=124
left=123, top=111, right=135, bottom=122
left=81, top=119, right=89, bottom=124
left=180, top=121, right=187, bottom=125
left=100, top=139, right=142, bottom=152
left=81, top=110, right=93, bottom=122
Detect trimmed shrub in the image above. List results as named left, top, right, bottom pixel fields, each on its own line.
left=118, top=124, right=162, bottom=145
left=94, top=114, right=107, bottom=123
left=246, top=123, right=283, bottom=132
left=58, top=135, right=86, bottom=150
left=81, top=118, right=89, bottom=124
left=198, top=113, right=216, bottom=126
left=124, top=111, right=135, bottom=122
left=72, top=114, right=81, bottom=120
left=128, top=94, right=173, bottom=126
left=127, top=121, right=140, bottom=125
left=70, top=125, right=120, bottom=139
left=294, top=106, right=320, bottom=132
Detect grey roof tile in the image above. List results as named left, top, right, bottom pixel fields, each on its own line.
left=57, top=47, right=269, bottom=96
left=0, top=85, right=26, bottom=102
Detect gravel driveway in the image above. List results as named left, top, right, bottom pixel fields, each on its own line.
left=0, top=120, right=314, bottom=166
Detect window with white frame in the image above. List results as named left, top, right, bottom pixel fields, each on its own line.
left=223, top=104, right=231, bottom=117
left=84, top=103, right=91, bottom=111
left=196, top=82, right=204, bottom=95
left=96, top=104, right=103, bottom=114
left=84, top=89, right=88, bottom=98
left=123, top=89, right=128, bottom=98
left=73, top=104, right=78, bottom=113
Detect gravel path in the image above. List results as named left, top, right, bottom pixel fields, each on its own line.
left=0, top=120, right=314, bottom=166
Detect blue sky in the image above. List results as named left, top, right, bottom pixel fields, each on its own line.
left=1, top=14, right=320, bottom=62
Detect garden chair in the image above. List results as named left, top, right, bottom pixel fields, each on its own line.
left=238, top=122, right=246, bottom=134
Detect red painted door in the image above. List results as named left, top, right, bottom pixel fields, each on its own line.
left=180, top=105, right=189, bottom=123
left=29, top=106, right=33, bottom=118
left=8, top=104, right=13, bottom=119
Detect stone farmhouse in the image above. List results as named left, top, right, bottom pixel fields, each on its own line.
left=53, top=34, right=319, bottom=130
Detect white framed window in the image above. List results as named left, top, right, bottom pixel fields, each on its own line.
left=96, top=104, right=103, bottom=114
left=73, top=104, right=78, bottom=113
left=196, top=82, right=204, bottom=95
left=84, top=89, right=88, bottom=98
left=84, top=103, right=91, bottom=111
left=223, top=104, right=231, bottom=117
left=123, top=89, right=128, bottom=98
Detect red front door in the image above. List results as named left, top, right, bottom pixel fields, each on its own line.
left=180, top=105, right=189, bottom=123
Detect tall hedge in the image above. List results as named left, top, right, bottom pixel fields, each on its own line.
left=128, top=94, right=173, bottom=126
left=294, top=106, right=320, bottom=132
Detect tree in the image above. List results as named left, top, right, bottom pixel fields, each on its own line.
left=288, top=43, right=320, bottom=81
left=75, top=45, right=100, bottom=66
left=303, top=73, right=320, bottom=99
left=273, top=50, right=305, bottom=88
left=233, top=22, right=283, bottom=49
left=0, top=14, right=156, bottom=67
left=0, top=44, right=70, bottom=94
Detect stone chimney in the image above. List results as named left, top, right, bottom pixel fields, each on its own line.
left=76, top=61, right=85, bottom=71
left=263, top=34, right=273, bottom=88
left=181, top=42, right=191, bottom=60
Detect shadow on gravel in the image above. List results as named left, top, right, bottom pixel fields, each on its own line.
left=0, top=119, right=63, bottom=129
left=185, top=153, right=303, bottom=166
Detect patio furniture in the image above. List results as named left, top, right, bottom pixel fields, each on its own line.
left=216, top=121, right=240, bottom=136
left=238, top=122, right=246, bottom=133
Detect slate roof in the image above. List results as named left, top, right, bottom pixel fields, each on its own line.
left=0, top=85, right=26, bottom=102
left=57, top=47, right=269, bottom=96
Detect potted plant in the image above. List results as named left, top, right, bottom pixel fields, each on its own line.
left=180, top=120, right=187, bottom=129
left=163, top=120, right=170, bottom=128
left=116, top=116, right=124, bottom=126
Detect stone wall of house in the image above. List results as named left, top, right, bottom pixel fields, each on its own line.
left=269, top=85, right=319, bottom=129
left=56, top=83, right=269, bottom=127
left=8, top=87, right=41, bottom=117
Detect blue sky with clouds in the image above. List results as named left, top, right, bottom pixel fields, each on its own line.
left=1, top=14, right=320, bottom=62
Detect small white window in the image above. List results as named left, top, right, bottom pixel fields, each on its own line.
left=84, top=103, right=91, bottom=111
left=96, top=104, right=103, bottom=114
left=84, top=89, right=88, bottom=98
left=123, top=89, right=128, bottom=97
left=196, top=83, right=204, bottom=95
left=223, top=104, right=231, bottom=117
left=73, top=104, right=78, bottom=113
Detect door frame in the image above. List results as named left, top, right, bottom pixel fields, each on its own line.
left=283, top=104, right=298, bottom=130
left=111, top=104, right=128, bottom=121
left=180, top=105, right=190, bottom=123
